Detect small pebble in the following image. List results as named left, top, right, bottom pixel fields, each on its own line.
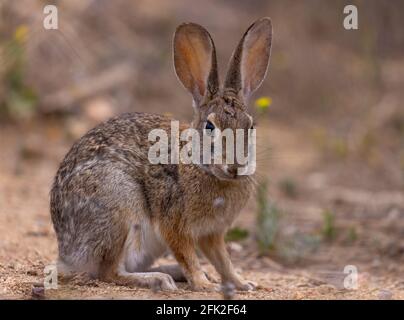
left=378, top=289, right=393, bottom=300
left=31, top=284, right=45, bottom=299
left=27, top=270, right=38, bottom=276
left=227, top=242, right=243, bottom=253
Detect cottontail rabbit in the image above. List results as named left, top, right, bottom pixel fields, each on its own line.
left=50, top=18, right=272, bottom=291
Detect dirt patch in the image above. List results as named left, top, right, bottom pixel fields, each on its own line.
left=1, top=119, right=403, bottom=300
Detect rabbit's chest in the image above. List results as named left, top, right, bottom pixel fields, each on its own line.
left=187, top=186, right=251, bottom=237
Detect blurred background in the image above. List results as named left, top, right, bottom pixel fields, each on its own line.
left=0, top=0, right=403, bottom=299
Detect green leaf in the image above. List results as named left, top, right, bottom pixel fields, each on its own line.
left=225, top=227, right=249, bottom=242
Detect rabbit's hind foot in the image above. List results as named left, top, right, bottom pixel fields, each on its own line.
left=105, top=270, right=178, bottom=291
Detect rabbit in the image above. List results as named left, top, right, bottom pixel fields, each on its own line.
left=50, top=17, right=272, bottom=292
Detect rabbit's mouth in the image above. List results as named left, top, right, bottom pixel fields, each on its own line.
left=198, top=164, right=249, bottom=181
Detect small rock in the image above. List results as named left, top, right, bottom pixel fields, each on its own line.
left=317, top=284, right=337, bottom=294
left=378, top=289, right=393, bottom=300
left=31, top=284, right=45, bottom=299
left=227, top=242, right=243, bottom=253
left=27, top=269, right=38, bottom=276
left=83, top=97, right=114, bottom=122
left=307, top=277, right=327, bottom=287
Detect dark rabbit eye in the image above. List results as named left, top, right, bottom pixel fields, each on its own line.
left=205, top=121, right=215, bottom=131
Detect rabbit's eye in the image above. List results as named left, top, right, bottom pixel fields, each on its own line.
left=205, top=121, right=215, bottom=131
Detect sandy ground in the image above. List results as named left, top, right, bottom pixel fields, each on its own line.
left=0, top=118, right=403, bottom=300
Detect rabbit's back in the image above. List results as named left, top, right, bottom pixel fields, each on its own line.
left=54, top=112, right=167, bottom=177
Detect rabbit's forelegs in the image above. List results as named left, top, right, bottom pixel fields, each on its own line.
left=198, top=233, right=256, bottom=291
left=160, top=228, right=217, bottom=291
left=149, top=264, right=219, bottom=283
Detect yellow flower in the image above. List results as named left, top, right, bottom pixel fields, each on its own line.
left=255, top=96, right=272, bottom=111
left=14, top=25, right=28, bottom=43
left=163, top=112, right=174, bottom=119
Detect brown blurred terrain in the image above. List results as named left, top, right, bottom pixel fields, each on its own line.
left=0, top=0, right=403, bottom=299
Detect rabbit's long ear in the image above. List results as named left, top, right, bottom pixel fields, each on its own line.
left=174, top=23, right=219, bottom=105
left=224, top=18, right=272, bottom=103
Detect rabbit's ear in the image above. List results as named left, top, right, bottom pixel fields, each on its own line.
left=174, top=23, right=219, bottom=105
left=224, top=18, right=272, bottom=103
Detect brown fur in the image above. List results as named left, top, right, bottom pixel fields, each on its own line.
left=50, top=18, right=272, bottom=291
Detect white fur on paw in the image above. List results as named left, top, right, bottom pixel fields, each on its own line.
left=239, top=280, right=257, bottom=291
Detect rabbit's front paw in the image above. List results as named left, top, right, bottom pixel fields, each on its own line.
left=190, top=274, right=219, bottom=292
left=191, top=280, right=219, bottom=292
left=204, top=271, right=219, bottom=283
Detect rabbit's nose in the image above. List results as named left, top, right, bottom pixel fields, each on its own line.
left=225, top=165, right=238, bottom=177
